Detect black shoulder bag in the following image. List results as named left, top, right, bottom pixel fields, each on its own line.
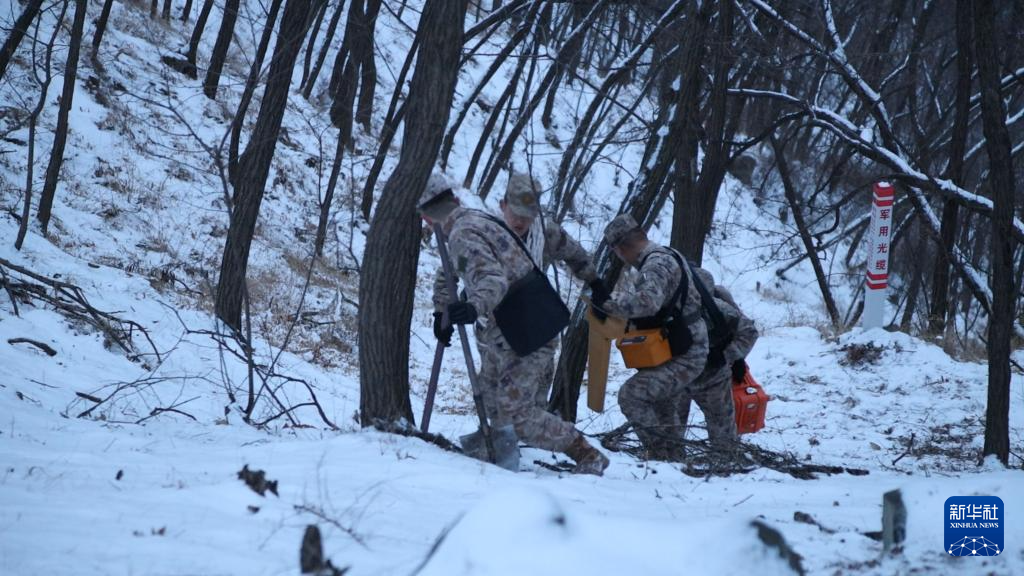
left=481, top=214, right=570, bottom=357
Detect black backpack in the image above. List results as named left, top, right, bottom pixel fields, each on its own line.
left=682, top=258, right=738, bottom=369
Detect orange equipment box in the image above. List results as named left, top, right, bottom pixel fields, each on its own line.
left=616, top=328, right=672, bottom=369
left=732, top=366, right=768, bottom=434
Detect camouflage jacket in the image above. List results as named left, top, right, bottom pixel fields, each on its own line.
left=602, top=243, right=705, bottom=328
left=432, top=208, right=596, bottom=313
left=531, top=216, right=597, bottom=281
left=714, top=296, right=758, bottom=366
left=685, top=262, right=758, bottom=365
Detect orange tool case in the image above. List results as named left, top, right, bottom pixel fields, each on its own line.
left=732, top=365, right=768, bottom=434
left=616, top=328, right=673, bottom=369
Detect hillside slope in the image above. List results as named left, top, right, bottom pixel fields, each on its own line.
left=1, top=2, right=1022, bottom=575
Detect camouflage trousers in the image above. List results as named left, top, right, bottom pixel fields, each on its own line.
left=475, top=324, right=577, bottom=452
left=618, top=329, right=710, bottom=458
left=677, top=363, right=739, bottom=448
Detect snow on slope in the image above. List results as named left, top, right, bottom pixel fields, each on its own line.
left=1, top=2, right=1023, bottom=575
left=415, top=487, right=801, bottom=576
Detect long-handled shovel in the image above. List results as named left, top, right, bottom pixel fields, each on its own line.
left=420, top=321, right=446, bottom=433
left=432, top=223, right=519, bottom=471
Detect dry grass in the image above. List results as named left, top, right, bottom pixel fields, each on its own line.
left=838, top=342, right=887, bottom=367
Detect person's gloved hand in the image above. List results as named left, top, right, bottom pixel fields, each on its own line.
left=447, top=301, right=478, bottom=325
left=589, top=279, right=610, bottom=321
left=432, top=312, right=453, bottom=347
left=707, top=347, right=726, bottom=370
left=731, top=359, right=747, bottom=383
left=589, top=279, right=610, bottom=307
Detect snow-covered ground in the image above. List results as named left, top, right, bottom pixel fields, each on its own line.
left=2, top=2, right=1022, bottom=575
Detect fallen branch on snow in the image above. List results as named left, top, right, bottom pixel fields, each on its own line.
left=294, top=503, right=368, bottom=550
left=7, top=337, right=57, bottom=356
left=0, top=257, right=160, bottom=363
left=373, top=420, right=463, bottom=454
left=595, top=423, right=870, bottom=480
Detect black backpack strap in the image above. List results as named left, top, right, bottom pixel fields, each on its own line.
left=479, top=212, right=543, bottom=273
left=682, top=257, right=737, bottom=352
left=638, top=248, right=689, bottom=320
left=682, top=257, right=726, bottom=329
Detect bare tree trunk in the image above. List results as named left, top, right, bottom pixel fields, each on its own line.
left=327, top=0, right=361, bottom=136
left=186, top=0, right=216, bottom=69
left=357, top=35, right=420, bottom=221
left=314, top=133, right=346, bottom=257
left=36, top=0, right=87, bottom=236
left=540, top=67, right=564, bottom=129
left=326, top=0, right=355, bottom=98
left=358, top=0, right=468, bottom=427
left=475, top=0, right=607, bottom=199
left=439, top=1, right=539, bottom=169
left=552, top=0, right=687, bottom=215
left=302, top=0, right=346, bottom=98
left=899, top=219, right=925, bottom=331
left=300, top=0, right=331, bottom=90
left=229, top=0, right=285, bottom=184
left=204, top=0, right=242, bottom=99
left=773, top=135, right=841, bottom=326
left=151, top=0, right=159, bottom=19
left=479, top=29, right=537, bottom=184
left=929, top=0, right=972, bottom=336
left=91, top=0, right=116, bottom=66
left=556, top=79, right=658, bottom=222
left=163, top=0, right=173, bottom=20
left=15, top=0, right=67, bottom=249
left=0, top=0, right=46, bottom=83
left=215, top=0, right=314, bottom=330
left=669, top=0, right=719, bottom=264
left=974, top=0, right=1015, bottom=466
left=182, top=0, right=194, bottom=22
left=354, top=0, right=381, bottom=132
left=900, top=267, right=923, bottom=331
left=461, top=30, right=533, bottom=188
left=17, top=116, right=41, bottom=250
left=328, top=0, right=380, bottom=137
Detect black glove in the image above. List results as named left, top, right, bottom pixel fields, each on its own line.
left=589, top=279, right=610, bottom=321
left=589, top=279, right=610, bottom=308
left=707, top=347, right=726, bottom=370
left=731, top=359, right=747, bottom=383
left=447, top=301, right=478, bottom=325
left=432, top=312, right=453, bottom=347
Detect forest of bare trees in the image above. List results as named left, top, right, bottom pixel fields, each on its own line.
left=2, top=0, right=1021, bottom=463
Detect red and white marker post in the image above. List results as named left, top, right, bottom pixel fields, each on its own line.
left=863, top=182, right=894, bottom=329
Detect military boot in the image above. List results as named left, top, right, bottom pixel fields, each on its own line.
left=565, top=435, right=609, bottom=476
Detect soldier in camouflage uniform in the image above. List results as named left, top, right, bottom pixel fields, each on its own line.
left=420, top=172, right=609, bottom=475
left=594, top=214, right=708, bottom=460
left=432, top=173, right=605, bottom=415
left=677, top=275, right=759, bottom=448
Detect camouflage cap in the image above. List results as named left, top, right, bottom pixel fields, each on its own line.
left=504, top=172, right=541, bottom=218
left=603, top=214, right=641, bottom=246
left=418, top=172, right=455, bottom=212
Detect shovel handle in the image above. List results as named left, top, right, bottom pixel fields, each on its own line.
left=420, top=340, right=445, bottom=433
left=433, top=223, right=498, bottom=464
